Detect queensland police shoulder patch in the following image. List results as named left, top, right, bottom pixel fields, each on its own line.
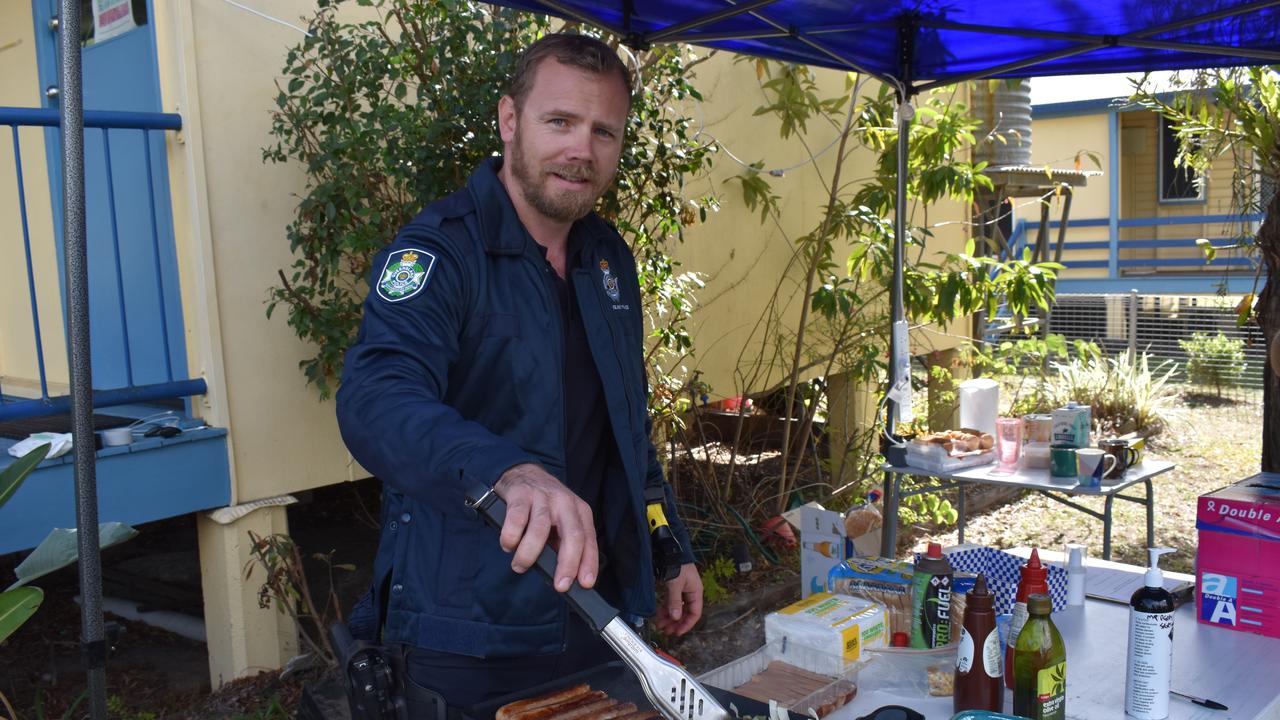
left=377, top=248, right=436, bottom=303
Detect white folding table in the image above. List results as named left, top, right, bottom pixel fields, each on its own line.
left=833, top=577, right=1280, bottom=719
left=880, top=460, right=1176, bottom=560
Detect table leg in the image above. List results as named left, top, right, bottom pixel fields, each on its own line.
left=1103, top=494, right=1115, bottom=561
left=881, top=470, right=897, bottom=558
left=1144, top=478, right=1154, bottom=549
left=958, top=486, right=966, bottom=544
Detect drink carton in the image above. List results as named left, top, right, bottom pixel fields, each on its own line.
left=1051, top=403, right=1091, bottom=447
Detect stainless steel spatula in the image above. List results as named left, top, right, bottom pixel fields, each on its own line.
left=466, top=486, right=731, bottom=720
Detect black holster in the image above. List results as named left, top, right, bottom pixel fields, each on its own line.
left=330, top=623, right=461, bottom=720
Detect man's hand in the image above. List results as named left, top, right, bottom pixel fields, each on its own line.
left=653, top=563, right=702, bottom=636
left=494, top=464, right=597, bottom=593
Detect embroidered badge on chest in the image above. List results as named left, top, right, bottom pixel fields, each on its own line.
left=377, top=248, right=436, bottom=303
left=599, top=258, right=621, bottom=302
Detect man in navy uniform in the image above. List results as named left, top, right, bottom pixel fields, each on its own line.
left=336, top=33, right=702, bottom=711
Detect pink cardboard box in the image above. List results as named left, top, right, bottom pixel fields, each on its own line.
left=1195, top=472, right=1280, bottom=638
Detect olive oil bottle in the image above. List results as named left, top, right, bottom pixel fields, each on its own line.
left=1013, top=593, right=1066, bottom=720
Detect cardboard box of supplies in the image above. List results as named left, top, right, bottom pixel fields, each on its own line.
left=764, top=592, right=888, bottom=674
left=1196, top=472, right=1280, bottom=638
left=797, top=500, right=883, bottom=598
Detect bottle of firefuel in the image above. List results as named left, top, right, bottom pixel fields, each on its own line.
left=1125, top=548, right=1176, bottom=719
left=1005, top=548, right=1049, bottom=689
left=954, top=573, right=1003, bottom=714
left=910, top=542, right=954, bottom=648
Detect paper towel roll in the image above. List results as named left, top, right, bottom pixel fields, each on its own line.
left=958, top=378, right=999, bottom=436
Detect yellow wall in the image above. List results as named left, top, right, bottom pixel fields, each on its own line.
left=152, top=0, right=359, bottom=503
left=1024, top=109, right=1243, bottom=281
left=0, top=4, right=69, bottom=396
left=1018, top=113, right=1112, bottom=279
left=1119, top=110, right=1240, bottom=270
left=674, top=59, right=971, bottom=401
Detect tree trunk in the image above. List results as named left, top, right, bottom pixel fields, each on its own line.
left=1257, top=189, right=1280, bottom=473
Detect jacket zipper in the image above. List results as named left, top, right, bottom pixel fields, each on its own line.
left=536, top=256, right=569, bottom=478
left=532, top=251, right=571, bottom=648
left=573, top=268, right=635, bottom=446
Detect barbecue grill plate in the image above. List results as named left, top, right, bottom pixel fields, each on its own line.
left=469, top=660, right=811, bottom=720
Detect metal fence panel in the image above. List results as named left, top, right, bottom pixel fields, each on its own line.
left=1045, top=292, right=1265, bottom=413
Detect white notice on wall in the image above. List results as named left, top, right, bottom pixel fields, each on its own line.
left=94, top=0, right=136, bottom=43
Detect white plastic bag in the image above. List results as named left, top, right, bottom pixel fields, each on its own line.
left=7, top=432, right=72, bottom=459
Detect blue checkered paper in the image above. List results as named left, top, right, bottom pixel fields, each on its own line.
left=913, top=544, right=1069, bottom=615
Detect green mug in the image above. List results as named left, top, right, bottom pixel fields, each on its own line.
left=1050, top=443, right=1077, bottom=478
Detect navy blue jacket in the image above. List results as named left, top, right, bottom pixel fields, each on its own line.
left=336, top=159, right=693, bottom=657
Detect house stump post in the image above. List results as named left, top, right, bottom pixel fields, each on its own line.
left=197, top=503, right=299, bottom=688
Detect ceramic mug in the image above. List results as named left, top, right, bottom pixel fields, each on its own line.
left=1098, top=438, right=1140, bottom=479
left=1050, top=444, right=1077, bottom=478
left=1076, top=448, right=1116, bottom=488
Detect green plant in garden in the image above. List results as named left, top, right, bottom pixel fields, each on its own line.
left=0, top=445, right=137, bottom=717
left=229, top=695, right=290, bottom=720
left=962, top=333, right=1102, bottom=416
left=27, top=689, right=85, bottom=720
left=1133, top=67, right=1279, bottom=469
left=1039, top=352, right=1179, bottom=437
left=698, top=555, right=737, bottom=605
left=0, top=443, right=53, bottom=648
left=899, top=485, right=959, bottom=527
left=244, top=531, right=354, bottom=669
left=725, top=67, right=1063, bottom=514
left=265, top=0, right=717, bottom=405
left=1179, top=331, right=1246, bottom=397
left=107, top=695, right=156, bottom=720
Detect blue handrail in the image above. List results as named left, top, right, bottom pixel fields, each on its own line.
left=11, top=125, right=49, bottom=401
left=1, top=105, right=198, bottom=422
left=100, top=127, right=135, bottom=386
left=0, top=380, right=208, bottom=423
left=0, top=106, right=182, bottom=130
left=1009, top=214, right=1263, bottom=274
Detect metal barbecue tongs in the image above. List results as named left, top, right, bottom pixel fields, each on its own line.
left=466, top=485, right=732, bottom=720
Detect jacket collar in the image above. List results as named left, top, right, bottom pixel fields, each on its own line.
left=467, top=157, right=614, bottom=262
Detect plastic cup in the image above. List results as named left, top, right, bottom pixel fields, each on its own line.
left=996, top=417, right=1023, bottom=467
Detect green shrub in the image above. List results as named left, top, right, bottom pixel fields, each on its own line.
left=699, top=556, right=736, bottom=605
left=1179, top=332, right=1246, bottom=396
left=1036, top=352, right=1179, bottom=437
left=264, top=0, right=716, bottom=399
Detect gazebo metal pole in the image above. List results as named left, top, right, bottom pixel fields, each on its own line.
left=880, top=15, right=915, bottom=556
left=881, top=90, right=912, bottom=557
left=58, top=1, right=108, bottom=717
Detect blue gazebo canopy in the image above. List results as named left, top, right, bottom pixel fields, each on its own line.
left=488, top=0, right=1280, bottom=93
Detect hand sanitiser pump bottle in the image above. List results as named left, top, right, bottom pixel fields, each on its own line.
left=1125, top=548, right=1176, bottom=719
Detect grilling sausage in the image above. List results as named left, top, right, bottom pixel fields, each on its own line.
left=495, top=684, right=592, bottom=720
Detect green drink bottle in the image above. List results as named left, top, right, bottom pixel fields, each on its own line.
left=1013, top=593, right=1066, bottom=720
left=910, top=542, right=954, bottom=648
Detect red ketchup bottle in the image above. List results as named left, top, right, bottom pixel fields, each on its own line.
left=1004, top=548, right=1049, bottom=690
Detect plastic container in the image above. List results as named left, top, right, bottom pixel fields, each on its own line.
left=959, top=379, right=999, bottom=437
left=861, top=643, right=960, bottom=698
left=904, top=441, right=996, bottom=474
left=1022, top=441, right=1051, bottom=469
left=1126, top=548, right=1176, bottom=720
left=698, top=640, right=860, bottom=718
